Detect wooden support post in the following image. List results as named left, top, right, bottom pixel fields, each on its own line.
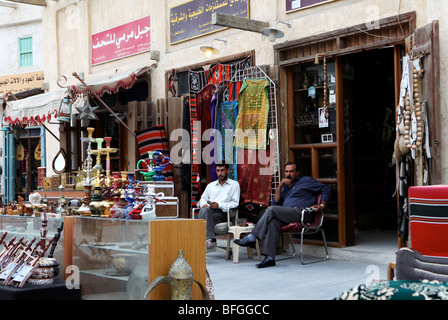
left=127, top=101, right=139, bottom=171
left=211, top=12, right=269, bottom=33
left=63, top=216, right=74, bottom=280
left=6, top=0, right=46, bottom=6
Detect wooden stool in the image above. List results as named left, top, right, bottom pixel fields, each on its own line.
left=226, top=225, right=262, bottom=264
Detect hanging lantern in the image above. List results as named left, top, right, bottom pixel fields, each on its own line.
left=58, top=96, right=72, bottom=123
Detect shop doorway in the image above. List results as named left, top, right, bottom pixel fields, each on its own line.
left=343, top=47, right=397, bottom=234
left=13, top=128, right=44, bottom=201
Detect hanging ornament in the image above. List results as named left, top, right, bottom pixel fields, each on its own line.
left=168, top=69, right=178, bottom=97
left=34, top=142, right=42, bottom=161
left=16, top=141, right=25, bottom=161
left=323, top=56, right=329, bottom=119
left=76, top=98, right=99, bottom=121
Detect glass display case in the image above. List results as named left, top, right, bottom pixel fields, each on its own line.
left=0, top=215, right=65, bottom=281
left=71, top=217, right=149, bottom=300
left=66, top=217, right=206, bottom=300
left=0, top=215, right=64, bottom=258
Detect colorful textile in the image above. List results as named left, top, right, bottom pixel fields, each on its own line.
left=135, top=125, right=173, bottom=181
left=228, top=81, right=243, bottom=102
left=189, top=56, right=252, bottom=93
left=237, top=145, right=274, bottom=207
left=189, top=57, right=253, bottom=213
left=189, top=93, right=201, bottom=209
left=409, top=185, right=448, bottom=257
left=216, top=101, right=239, bottom=181
left=335, top=280, right=448, bottom=300
left=235, top=79, right=270, bottom=150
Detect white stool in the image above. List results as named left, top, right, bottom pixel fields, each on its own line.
left=226, top=225, right=262, bottom=264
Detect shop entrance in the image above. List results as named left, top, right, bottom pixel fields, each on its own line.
left=343, top=47, right=398, bottom=233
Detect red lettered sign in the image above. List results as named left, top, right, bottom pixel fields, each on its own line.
left=91, top=16, right=151, bottom=66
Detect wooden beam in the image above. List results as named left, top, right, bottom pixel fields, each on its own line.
left=212, top=12, right=269, bottom=33
left=6, top=0, right=46, bottom=6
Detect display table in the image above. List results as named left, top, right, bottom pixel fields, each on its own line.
left=0, top=280, right=81, bottom=300
left=226, top=225, right=262, bottom=264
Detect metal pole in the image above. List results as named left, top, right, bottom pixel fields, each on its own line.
left=72, top=72, right=137, bottom=138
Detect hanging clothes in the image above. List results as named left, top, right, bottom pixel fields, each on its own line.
left=189, top=56, right=253, bottom=93
left=190, top=84, right=215, bottom=205
left=216, top=100, right=239, bottom=181
left=234, top=79, right=270, bottom=150
left=188, top=56, right=254, bottom=212
left=237, top=144, right=274, bottom=207
left=181, top=99, right=191, bottom=191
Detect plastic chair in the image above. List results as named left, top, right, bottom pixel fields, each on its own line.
left=192, top=207, right=238, bottom=254
left=279, top=194, right=329, bottom=264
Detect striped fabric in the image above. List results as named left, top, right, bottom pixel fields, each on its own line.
left=135, top=125, right=173, bottom=181
left=409, top=186, right=448, bottom=257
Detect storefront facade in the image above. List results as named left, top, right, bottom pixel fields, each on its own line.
left=30, top=0, right=448, bottom=247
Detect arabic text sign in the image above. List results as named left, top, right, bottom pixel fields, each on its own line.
left=92, top=16, right=151, bottom=66
left=170, top=0, right=249, bottom=45
left=286, top=0, right=336, bottom=12
left=0, top=71, right=45, bottom=95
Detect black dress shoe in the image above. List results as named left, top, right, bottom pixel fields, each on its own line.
left=256, top=257, right=276, bottom=268
left=234, top=236, right=256, bottom=248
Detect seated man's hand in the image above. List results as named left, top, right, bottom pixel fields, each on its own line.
left=209, top=202, right=219, bottom=209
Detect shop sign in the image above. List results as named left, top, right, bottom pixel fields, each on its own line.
left=170, top=0, right=249, bottom=45
left=91, top=16, right=151, bottom=66
left=286, top=0, right=337, bottom=13
left=0, top=71, right=44, bottom=95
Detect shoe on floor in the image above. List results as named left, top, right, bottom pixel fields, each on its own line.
left=206, top=239, right=216, bottom=250
left=256, top=257, right=276, bottom=268
left=234, top=236, right=256, bottom=248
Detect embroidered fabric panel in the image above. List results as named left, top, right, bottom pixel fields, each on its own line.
left=234, top=79, right=270, bottom=150
left=216, top=101, right=239, bottom=181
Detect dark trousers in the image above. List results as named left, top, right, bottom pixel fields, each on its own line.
left=198, top=207, right=227, bottom=240
left=251, top=206, right=302, bottom=258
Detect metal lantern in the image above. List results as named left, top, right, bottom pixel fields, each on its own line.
left=58, top=97, right=72, bottom=123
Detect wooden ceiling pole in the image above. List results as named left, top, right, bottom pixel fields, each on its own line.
left=5, top=0, right=47, bottom=7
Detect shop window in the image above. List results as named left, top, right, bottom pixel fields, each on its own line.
left=19, top=37, right=33, bottom=68
left=292, top=60, right=336, bottom=144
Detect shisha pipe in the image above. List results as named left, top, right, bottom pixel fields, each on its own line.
left=72, top=72, right=136, bottom=138
left=136, top=152, right=156, bottom=181
left=138, top=151, right=172, bottom=181
left=91, top=138, right=105, bottom=187
left=103, top=137, right=118, bottom=186
left=80, top=127, right=96, bottom=187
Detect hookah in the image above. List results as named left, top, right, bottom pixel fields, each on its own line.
left=78, top=128, right=96, bottom=216
left=140, top=186, right=165, bottom=220
left=124, top=173, right=140, bottom=219
left=80, top=127, right=96, bottom=187
left=137, top=150, right=172, bottom=182
left=136, top=151, right=156, bottom=181
left=89, top=137, right=106, bottom=217
left=103, top=137, right=118, bottom=187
